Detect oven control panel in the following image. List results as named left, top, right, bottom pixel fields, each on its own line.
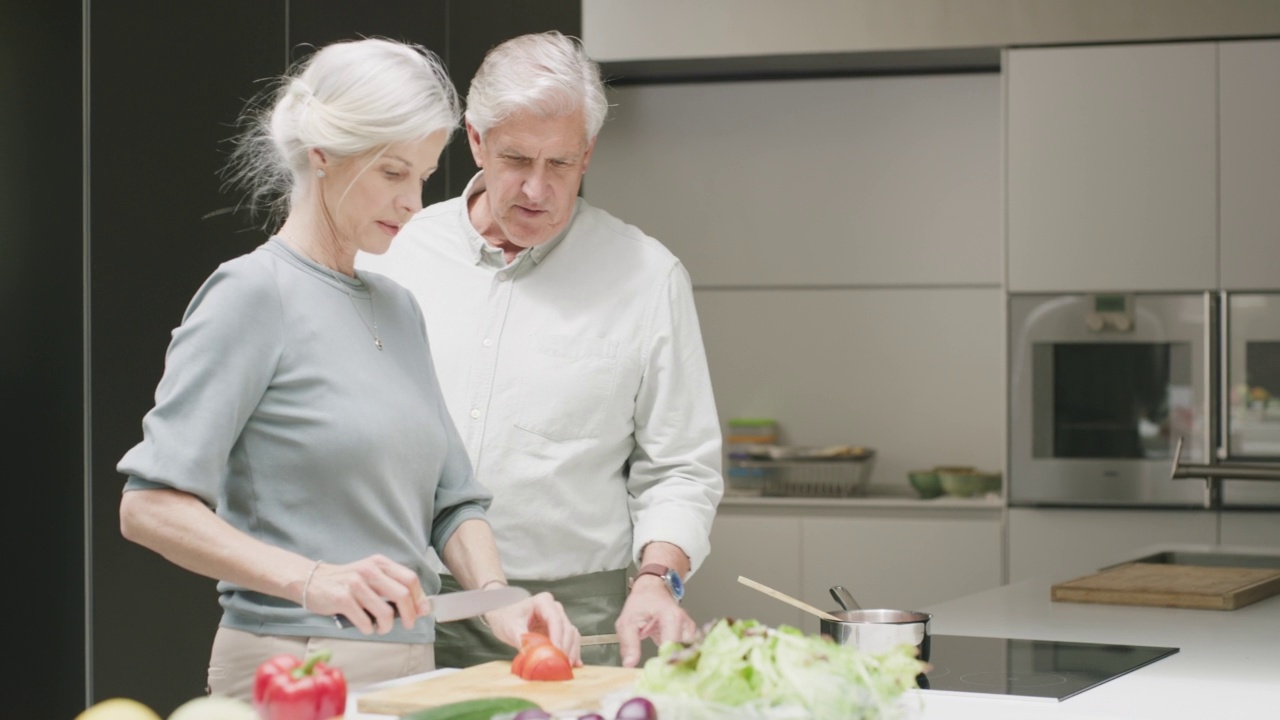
left=1085, top=293, right=1136, bottom=332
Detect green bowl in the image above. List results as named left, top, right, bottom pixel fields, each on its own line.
left=907, top=470, right=944, bottom=499
left=939, top=470, right=1002, bottom=497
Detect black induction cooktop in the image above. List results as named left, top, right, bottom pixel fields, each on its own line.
left=916, top=635, right=1180, bottom=702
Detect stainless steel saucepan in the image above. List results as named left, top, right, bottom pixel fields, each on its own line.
left=821, top=585, right=931, bottom=662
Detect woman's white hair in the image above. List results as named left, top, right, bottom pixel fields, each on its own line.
left=465, top=31, right=607, bottom=142
left=225, top=37, right=461, bottom=227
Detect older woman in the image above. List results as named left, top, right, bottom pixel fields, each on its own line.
left=117, top=37, right=579, bottom=701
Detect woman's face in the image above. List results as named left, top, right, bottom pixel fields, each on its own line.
left=320, top=130, right=449, bottom=256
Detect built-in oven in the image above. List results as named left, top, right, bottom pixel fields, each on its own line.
left=1010, top=292, right=1280, bottom=509
left=1009, top=293, right=1213, bottom=507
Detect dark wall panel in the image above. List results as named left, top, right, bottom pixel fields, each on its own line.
left=88, top=1, right=286, bottom=714
left=2, top=0, right=85, bottom=716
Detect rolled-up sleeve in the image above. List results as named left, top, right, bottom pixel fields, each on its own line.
left=626, top=262, right=724, bottom=577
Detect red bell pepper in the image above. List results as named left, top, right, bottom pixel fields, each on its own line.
left=253, top=649, right=347, bottom=720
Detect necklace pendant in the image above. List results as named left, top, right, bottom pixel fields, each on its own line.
left=375, top=338, right=384, bottom=351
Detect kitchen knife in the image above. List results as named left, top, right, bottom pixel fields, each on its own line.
left=334, top=584, right=530, bottom=628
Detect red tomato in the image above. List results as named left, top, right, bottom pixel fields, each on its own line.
left=520, top=643, right=574, bottom=681
left=510, top=631, right=573, bottom=681
left=511, top=646, right=530, bottom=677
left=511, top=632, right=550, bottom=678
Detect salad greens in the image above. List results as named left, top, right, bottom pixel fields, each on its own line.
left=634, top=618, right=926, bottom=719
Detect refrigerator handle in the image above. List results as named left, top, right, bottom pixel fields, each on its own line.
left=1203, top=286, right=1223, bottom=509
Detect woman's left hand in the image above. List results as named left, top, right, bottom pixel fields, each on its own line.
left=485, top=592, right=582, bottom=666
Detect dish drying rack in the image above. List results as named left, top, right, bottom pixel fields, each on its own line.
left=728, top=445, right=876, bottom=498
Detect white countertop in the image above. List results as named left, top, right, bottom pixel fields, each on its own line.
left=911, top=543, right=1280, bottom=719
left=348, top=542, right=1280, bottom=720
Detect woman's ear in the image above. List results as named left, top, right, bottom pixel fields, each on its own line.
left=307, top=147, right=330, bottom=174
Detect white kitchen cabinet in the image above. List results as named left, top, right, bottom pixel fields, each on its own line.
left=682, top=509, right=804, bottom=630
left=1007, top=507, right=1218, bottom=582
left=1006, top=43, right=1218, bottom=292
left=582, top=1, right=1280, bottom=64
left=590, top=74, right=1001, bottom=288
left=1218, top=39, right=1280, bottom=290
left=796, top=511, right=1003, bottom=636
left=1220, top=510, right=1280, bottom=549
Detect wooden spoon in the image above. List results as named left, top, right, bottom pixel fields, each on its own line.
left=737, top=576, right=841, bottom=622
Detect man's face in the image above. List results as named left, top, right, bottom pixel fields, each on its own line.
left=469, top=108, right=595, bottom=250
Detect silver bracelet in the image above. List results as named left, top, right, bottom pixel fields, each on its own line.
left=476, top=579, right=508, bottom=627
left=301, top=560, right=323, bottom=612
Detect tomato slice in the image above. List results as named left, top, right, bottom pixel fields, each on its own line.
left=511, top=632, right=553, bottom=678
left=520, top=643, right=574, bottom=681
left=511, top=646, right=530, bottom=678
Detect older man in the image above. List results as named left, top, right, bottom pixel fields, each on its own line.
left=357, top=31, right=722, bottom=668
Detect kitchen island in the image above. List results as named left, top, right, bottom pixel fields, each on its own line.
left=347, top=543, right=1279, bottom=719
left=910, top=542, right=1280, bottom=719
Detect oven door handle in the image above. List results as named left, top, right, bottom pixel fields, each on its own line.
left=1216, top=290, right=1227, bottom=463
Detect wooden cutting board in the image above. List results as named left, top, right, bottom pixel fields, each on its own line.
left=357, top=661, right=640, bottom=715
left=1051, top=562, right=1280, bottom=610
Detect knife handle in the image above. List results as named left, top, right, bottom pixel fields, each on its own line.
left=333, top=610, right=377, bottom=629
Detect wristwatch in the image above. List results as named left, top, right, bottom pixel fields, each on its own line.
left=628, top=563, right=685, bottom=603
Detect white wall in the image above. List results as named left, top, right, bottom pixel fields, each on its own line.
left=585, top=73, right=1005, bottom=492
left=583, top=0, right=1280, bottom=61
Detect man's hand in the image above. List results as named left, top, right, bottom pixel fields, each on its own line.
left=484, top=591, right=583, bottom=666
left=615, top=575, right=698, bottom=668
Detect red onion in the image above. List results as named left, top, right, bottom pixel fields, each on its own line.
left=614, top=696, right=657, bottom=720
left=511, top=710, right=552, bottom=720
left=576, top=714, right=605, bottom=720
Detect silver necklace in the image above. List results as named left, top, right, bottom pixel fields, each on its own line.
left=327, top=268, right=383, bottom=351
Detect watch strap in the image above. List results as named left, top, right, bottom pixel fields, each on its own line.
left=629, top=563, right=683, bottom=602
left=635, top=563, right=672, bottom=581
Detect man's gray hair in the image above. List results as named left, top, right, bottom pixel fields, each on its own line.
left=465, top=31, right=607, bottom=142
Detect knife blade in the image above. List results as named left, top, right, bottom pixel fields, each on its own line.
left=334, top=584, right=531, bottom=628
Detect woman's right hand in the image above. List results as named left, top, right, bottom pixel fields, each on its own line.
left=484, top=592, right=582, bottom=666
left=301, top=554, right=433, bottom=635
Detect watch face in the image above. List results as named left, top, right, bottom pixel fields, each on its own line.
left=666, top=569, right=685, bottom=601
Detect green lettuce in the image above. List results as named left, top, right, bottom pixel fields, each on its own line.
left=634, top=618, right=926, bottom=719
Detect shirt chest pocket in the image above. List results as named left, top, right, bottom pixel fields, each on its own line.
left=516, top=334, right=620, bottom=441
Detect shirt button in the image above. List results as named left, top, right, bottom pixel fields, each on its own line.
left=483, top=338, right=493, bottom=347
left=497, top=271, right=509, bottom=281
left=470, top=409, right=481, bottom=419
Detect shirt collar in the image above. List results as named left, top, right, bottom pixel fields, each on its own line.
left=458, top=171, right=580, bottom=268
